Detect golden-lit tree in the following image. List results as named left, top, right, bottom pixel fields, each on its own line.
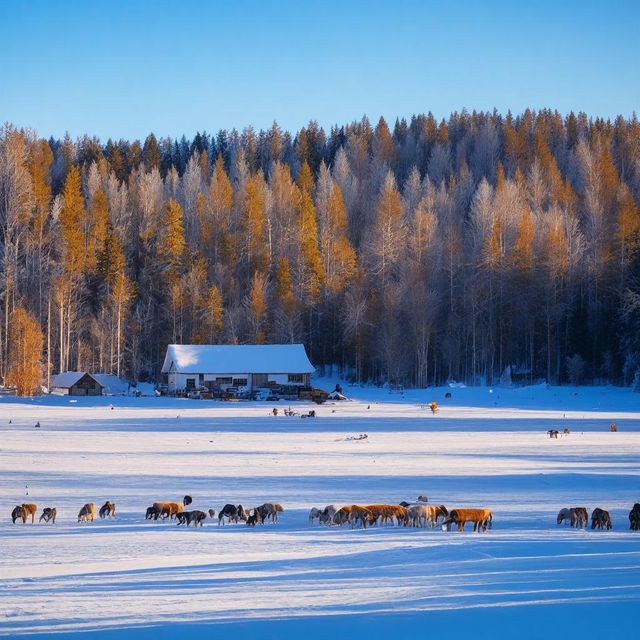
left=7, top=306, right=43, bottom=395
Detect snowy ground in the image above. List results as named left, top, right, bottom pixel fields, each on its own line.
left=1, top=382, right=639, bottom=638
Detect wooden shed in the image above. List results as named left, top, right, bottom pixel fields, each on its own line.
left=50, top=372, right=104, bottom=396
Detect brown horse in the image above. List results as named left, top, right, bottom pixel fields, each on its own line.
left=99, top=501, right=116, bottom=518
left=78, top=503, right=97, bottom=522
left=20, top=504, right=37, bottom=524
left=444, top=508, right=493, bottom=532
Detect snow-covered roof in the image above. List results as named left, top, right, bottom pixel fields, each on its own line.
left=92, top=374, right=130, bottom=395
left=161, top=344, right=315, bottom=374
left=51, top=372, right=103, bottom=389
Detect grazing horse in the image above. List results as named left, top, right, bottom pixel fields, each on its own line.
left=309, top=507, right=322, bottom=524
left=332, top=506, right=353, bottom=526
left=11, top=506, right=23, bottom=524
left=256, top=503, right=283, bottom=523
left=153, top=502, right=183, bottom=519
left=319, top=505, right=338, bottom=525
left=432, top=505, right=449, bottom=523
left=572, top=507, right=588, bottom=528
left=407, top=505, right=434, bottom=528
left=187, top=510, right=206, bottom=527
left=591, top=507, right=612, bottom=530
left=547, top=430, right=559, bottom=438
left=444, top=509, right=493, bottom=532
left=39, top=507, right=57, bottom=524
left=364, top=505, right=409, bottom=527
left=99, top=501, right=116, bottom=518
left=557, top=508, right=574, bottom=526
left=629, top=504, right=640, bottom=531
left=16, top=504, right=38, bottom=524
left=348, top=506, right=373, bottom=529
left=145, top=506, right=160, bottom=520
left=218, top=504, right=247, bottom=525
left=78, top=503, right=97, bottom=522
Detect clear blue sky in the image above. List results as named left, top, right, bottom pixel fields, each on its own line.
left=1, top=0, right=638, bottom=140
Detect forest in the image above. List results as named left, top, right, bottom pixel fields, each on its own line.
left=1, top=109, right=640, bottom=393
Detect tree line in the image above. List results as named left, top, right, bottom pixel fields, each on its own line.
left=1, top=109, right=640, bottom=394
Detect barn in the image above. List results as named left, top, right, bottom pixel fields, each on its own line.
left=50, top=372, right=104, bottom=396
left=161, top=344, right=315, bottom=395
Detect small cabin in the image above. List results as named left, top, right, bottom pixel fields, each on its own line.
left=50, top=372, right=104, bottom=396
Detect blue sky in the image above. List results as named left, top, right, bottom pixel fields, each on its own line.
left=1, top=0, right=638, bottom=140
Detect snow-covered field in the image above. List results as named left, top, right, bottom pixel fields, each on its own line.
left=1, top=383, right=639, bottom=639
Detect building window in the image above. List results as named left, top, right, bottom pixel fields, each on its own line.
left=232, top=378, right=248, bottom=387
left=215, top=377, right=232, bottom=385
left=186, top=378, right=196, bottom=389
left=288, top=374, right=304, bottom=383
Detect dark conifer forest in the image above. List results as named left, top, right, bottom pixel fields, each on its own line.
left=2, top=110, right=640, bottom=389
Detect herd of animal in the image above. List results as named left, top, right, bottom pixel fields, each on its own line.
left=143, top=498, right=284, bottom=527
left=309, top=502, right=492, bottom=532
left=309, top=502, right=493, bottom=533
left=556, top=505, right=640, bottom=530
left=10, top=498, right=640, bottom=532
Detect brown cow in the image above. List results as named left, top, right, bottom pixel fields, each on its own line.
left=78, top=503, right=97, bottom=522
left=444, top=508, right=493, bottom=532
left=39, top=507, right=57, bottom=524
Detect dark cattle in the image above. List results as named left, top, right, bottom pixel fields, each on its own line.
left=11, top=506, right=23, bottom=524
left=591, top=507, right=612, bottom=530
left=629, top=504, right=640, bottom=531
left=183, top=495, right=192, bottom=506
left=547, top=430, right=559, bottom=439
